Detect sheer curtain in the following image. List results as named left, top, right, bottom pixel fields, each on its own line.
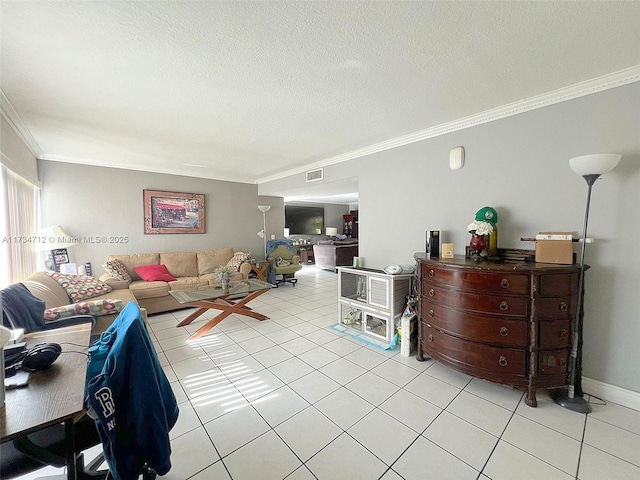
left=0, top=165, right=40, bottom=287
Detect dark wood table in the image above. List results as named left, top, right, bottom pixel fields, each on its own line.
left=170, top=280, right=273, bottom=339
left=1, top=322, right=92, bottom=479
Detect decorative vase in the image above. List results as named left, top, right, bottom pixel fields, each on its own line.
left=469, top=234, right=488, bottom=261
left=221, top=279, right=229, bottom=293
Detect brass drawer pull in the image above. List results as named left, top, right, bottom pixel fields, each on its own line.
left=499, top=301, right=509, bottom=311
left=560, top=329, right=568, bottom=338
left=499, top=327, right=508, bottom=336
left=429, top=288, right=435, bottom=297
left=559, top=358, right=567, bottom=367
left=428, top=334, right=434, bottom=342
left=428, top=309, right=435, bottom=318
left=499, top=356, right=508, bottom=367
left=429, top=269, right=435, bottom=278
left=501, top=278, right=510, bottom=289
left=560, top=302, right=568, bottom=312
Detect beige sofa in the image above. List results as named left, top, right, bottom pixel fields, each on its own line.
left=100, top=247, right=252, bottom=315
left=23, top=271, right=142, bottom=335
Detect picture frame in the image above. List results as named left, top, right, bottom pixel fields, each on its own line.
left=143, top=190, right=205, bottom=234
left=51, top=248, right=69, bottom=272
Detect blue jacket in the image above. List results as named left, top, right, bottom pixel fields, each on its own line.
left=86, top=302, right=179, bottom=480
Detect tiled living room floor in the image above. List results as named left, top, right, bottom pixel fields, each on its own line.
left=18, top=266, right=640, bottom=480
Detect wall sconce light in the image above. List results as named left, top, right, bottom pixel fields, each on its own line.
left=449, top=146, right=465, bottom=170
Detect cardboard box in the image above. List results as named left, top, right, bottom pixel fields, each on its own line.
left=535, top=232, right=574, bottom=264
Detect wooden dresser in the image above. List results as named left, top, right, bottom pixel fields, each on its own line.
left=414, top=253, right=581, bottom=407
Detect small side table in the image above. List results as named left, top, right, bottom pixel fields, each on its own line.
left=250, top=261, right=269, bottom=282
left=300, top=250, right=314, bottom=264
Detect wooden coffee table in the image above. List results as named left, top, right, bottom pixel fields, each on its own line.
left=170, top=279, right=273, bottom=339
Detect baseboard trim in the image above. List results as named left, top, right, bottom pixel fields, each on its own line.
left=582, top=377, right=640, bottom=411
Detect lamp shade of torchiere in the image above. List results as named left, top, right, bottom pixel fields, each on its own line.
left=257, top=205, right=271, bottom=259
left=550, top=153, right=621, bottom=414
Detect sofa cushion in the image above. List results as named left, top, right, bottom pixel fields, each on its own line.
left=226, top=252, right=251, bottom=272
left=108, top=253, right=160, bottom=281
left=102, top=259, right=131, bottom=282
left=44, top=298, right=124, bottom=321
left=133, top=264, right=177, bottom=282
left=168, top=277, right=209, bottom=291
left=160, top=252, right=198, bottom=278
left=49, top=273, right=113, bottom=302
left=197, top=248, right=234, bottom=275
left=129, top=280, right=171, bottom=300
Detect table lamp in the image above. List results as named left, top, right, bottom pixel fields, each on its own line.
left=326, top=227, right=338, bottom=238
left=551, top=153, right=621, bottom=414
left=35, top=225, right=76, bottom=271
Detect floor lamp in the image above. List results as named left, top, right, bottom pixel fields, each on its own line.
left=257, top=205, right=271, bottom=260
left=551, top=153, right=621, bottom=414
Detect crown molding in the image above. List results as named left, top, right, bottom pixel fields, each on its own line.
left=256, top=65, right=640, bottom=184
left=39, top=154, right=255, bottom=184
left=0, top=88, right=43, bottom=159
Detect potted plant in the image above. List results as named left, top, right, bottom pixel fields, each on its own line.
left=214, top=266, right=234, bottom=292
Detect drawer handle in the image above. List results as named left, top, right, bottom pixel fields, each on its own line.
left=499, top=301, right=509, bottom=311
left=428, top=309, right=434, bottom=318
left=560, top=302, right=568, bottom=312
left=429, top=288, right=435, bottom=297
left=499, top=356, right=508, bottom=367
left=560, top=329, right=568, bottom=338
left=427, top=334, right=434, bottom=342
left=499, top=327, right=508, bottom=336
left=501, top=278, right=510, bottom=289
left=559, top=358, right=567, bottom=367
left=429, top=269, right=435, bottom=278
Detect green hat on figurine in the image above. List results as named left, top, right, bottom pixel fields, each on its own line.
left=475, top=206, right=498, bottom=226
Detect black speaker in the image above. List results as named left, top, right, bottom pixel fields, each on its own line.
left=426, top=230, right=441, bottom=258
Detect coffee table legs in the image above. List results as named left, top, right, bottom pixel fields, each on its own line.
left=251, top=262, right=269, bottom=282
left=176, top=288, right=270, bottom=339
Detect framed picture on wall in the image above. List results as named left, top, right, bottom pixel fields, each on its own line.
left=143, top=190, right=205, bottom=234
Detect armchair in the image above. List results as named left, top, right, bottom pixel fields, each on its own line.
left=267, top=244, right=302, bottom=287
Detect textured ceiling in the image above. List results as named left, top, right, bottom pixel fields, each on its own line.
left=2, top=1, right=640, bottom=201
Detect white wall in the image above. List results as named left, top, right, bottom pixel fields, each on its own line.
left=38, top=161, right=283, bottom=269
left=261, top=82, right=640, bottom=394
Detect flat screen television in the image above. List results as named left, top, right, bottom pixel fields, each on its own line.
left=285, top=206, right=324, bottom=235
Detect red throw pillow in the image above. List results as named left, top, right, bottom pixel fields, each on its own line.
left=133, top=264, right=177, bottom=282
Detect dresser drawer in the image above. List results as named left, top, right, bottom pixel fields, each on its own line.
left=421, top=300, right=528, bottom=347
left=421, top=283, right=528, bottom=317
left=533, top=296, right=577, bottom=319
left=539, top=321, right=572, bottom=348
left=537, top=273, right=579, bottom=296
left=538, top=349, right=569, bottom=375
left=421, top=324, right=526, bottom=376
left=421, top=265, right=529, bottom=295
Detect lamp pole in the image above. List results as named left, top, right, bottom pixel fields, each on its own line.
left=551, top=154, right=620, bottom=413
left=551, top=174, right=598, bottom=413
